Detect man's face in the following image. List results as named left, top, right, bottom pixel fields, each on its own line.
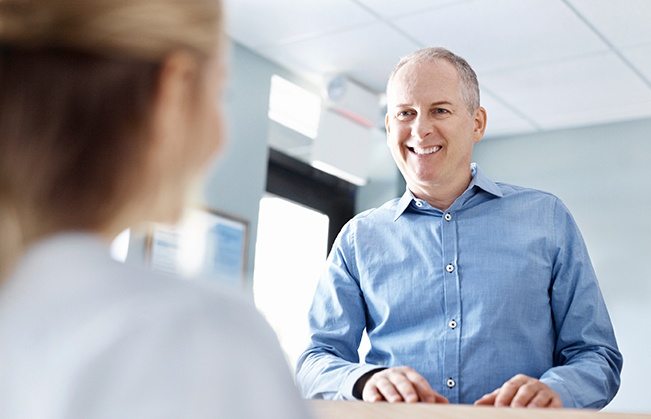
left=385, top=59, right=486, bottom=196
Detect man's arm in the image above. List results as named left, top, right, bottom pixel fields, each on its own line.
left=477, top=198, right=622, bottom=408
left=296, top=222, right=449, bottom=403
left=537, top=198, right=623, bottom=408
left=295, top=223, right=382, bottom=400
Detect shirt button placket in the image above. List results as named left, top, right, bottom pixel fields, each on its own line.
left=441, top=210, right=460, bottom=403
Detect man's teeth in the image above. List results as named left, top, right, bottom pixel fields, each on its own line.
left=412, top=145, right=442, bottom=155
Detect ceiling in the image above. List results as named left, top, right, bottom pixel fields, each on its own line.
left=224, top=0, right=651, bottom=139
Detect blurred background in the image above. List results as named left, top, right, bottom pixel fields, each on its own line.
left=119, top=0, right=651, bottom=412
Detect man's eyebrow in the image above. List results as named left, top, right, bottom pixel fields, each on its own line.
left=430, top=101, right=453, bottom=107
left=391, top=101, right=454, bottom=108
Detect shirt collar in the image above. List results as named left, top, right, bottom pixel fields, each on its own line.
left=468, top=162, right=503, bottom=199
left=394, top=190, right=415, bottom=221
left=393, top=163, right=503, bottom=221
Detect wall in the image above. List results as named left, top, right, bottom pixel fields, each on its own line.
left=473, top=117, right=651, bottom=412
left=356, top=129, right=403, bottom=213
left=127, top=41, right=316, bottom=289
left=201, top=42, right=273, bottom=289
left=203, top=41, right=326, bottom=288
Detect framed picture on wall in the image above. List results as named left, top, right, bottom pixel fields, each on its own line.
left=146, top=208, right=248, bottom=286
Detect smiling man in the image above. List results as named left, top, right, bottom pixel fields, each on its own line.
left=296, top=47, right=622, bottom=408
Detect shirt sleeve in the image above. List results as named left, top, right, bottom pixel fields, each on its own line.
left=295, top=221, right=383, bottom=400
left=539, top=198, right=623, bottom=408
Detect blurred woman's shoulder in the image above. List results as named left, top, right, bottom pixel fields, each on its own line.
left=0, top=232, right=309, bottom=419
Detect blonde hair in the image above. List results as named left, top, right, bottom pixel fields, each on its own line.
left=0, top=0, right=223, bottom=278
left=0, top=0, right=221, bottom=59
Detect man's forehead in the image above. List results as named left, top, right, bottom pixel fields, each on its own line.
left=386, top=59, right=461, bottom=105
left=390, top=59, right=459, bottom=87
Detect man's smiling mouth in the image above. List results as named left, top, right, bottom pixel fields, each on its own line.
left=408, top=145, right=442, bottom=155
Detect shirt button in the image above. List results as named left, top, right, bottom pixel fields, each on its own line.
left=448, top=319, right=457, bottom=329
left=444, top=213, right=452, bottom=221
left=447, top=378, right=456, bottom=388
left=415, top=201, right=423, bottom=207
left=445, top=263, right=455, bottom=273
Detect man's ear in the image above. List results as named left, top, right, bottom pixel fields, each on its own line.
left=384, top=113, right=394, bottom=150
left=472, top=106, right=487, bottom=143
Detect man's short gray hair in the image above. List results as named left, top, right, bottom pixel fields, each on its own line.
left=387, top=47, right=480, bottom=113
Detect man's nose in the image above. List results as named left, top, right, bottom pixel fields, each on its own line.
left=412, top=114, right=432, bottom=141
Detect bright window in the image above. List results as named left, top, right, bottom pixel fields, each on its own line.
left=253, top=195, right=328, bottom=370
left=268, top=75, right=321, bottom=139
left=253, top=194, right=371, bottom=369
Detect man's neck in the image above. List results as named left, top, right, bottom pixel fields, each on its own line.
left=409, top=172, right=473, bottom=211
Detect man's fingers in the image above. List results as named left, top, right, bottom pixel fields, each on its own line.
left=387, top=371, right=419, bottom=403
left=362, top=383, right=384, bottom=402
left=474, top=389, right=499, bottom=406
left=404, top=370, right=448, bottom=403
left=375, top=376, right=404, bottom=402
left=433, top=392, right=450, bottom=404
left=527, top=391, right=554, bottom=408
left=549, top=396, right=563, bottom=408
left=511, top=382, right=539, bottom=407
left=361, top=366, right=448, bottom=404
left=494, top=375, right=528, bottom=407
left=493, top=384, right=518, bottom=407
left=473, top=375, right=563, bottom=409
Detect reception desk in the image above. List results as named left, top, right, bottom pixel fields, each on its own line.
left=309, top=401, right=651, bottom=419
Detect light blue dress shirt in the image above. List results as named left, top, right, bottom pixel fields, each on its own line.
left=296, top=164, right=622, bottom=408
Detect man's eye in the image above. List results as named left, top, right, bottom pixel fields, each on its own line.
left=434, top=108, right=450, bottom=114
left=397, top=110, right=415, bottom=119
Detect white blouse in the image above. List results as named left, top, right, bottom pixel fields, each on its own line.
left=0, top=233, right=310, bottom=419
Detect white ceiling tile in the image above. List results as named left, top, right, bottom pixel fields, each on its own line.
left=480, top=90, right=538, bottom=138
left=567, top=0, right=651, bottom=47
left=394, top=0, right=609, bottom=74
left=481, top=52, right=651, bottom=129
left=259, top=23, right=420, bottom=92
left=355, top=0, right=469, bottom=19
left=224, top=0, right=650, bottom=137
left=223, top=0, right=376, bottom=49
left=540, top=101, right=651, bottom=131
left=622, top=44, right=651, bottom=82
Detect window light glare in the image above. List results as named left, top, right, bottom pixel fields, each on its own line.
left=110, top=228, right=130, bottom=263
left=311, top=160, right=367, bottom=186
left=268, top=75, right=321, bottom=139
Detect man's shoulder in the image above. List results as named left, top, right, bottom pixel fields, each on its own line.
left=332, top=198, right=402, bottom=243
left=485, top=182, right=576, bottom=222
left=350, top=197, right=402, bottom=224
left=495, top=181, right=553, bottom=197
left=493, top=182, right=562, bottom=204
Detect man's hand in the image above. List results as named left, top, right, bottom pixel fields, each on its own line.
left=361, top=366, right=449, bottom=403
left=474, top=374, right=562, bottom=408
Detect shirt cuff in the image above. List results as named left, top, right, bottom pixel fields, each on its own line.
left=340, top=364, right=386, bottom=400
left=540, top=376, right=577, bottom=408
